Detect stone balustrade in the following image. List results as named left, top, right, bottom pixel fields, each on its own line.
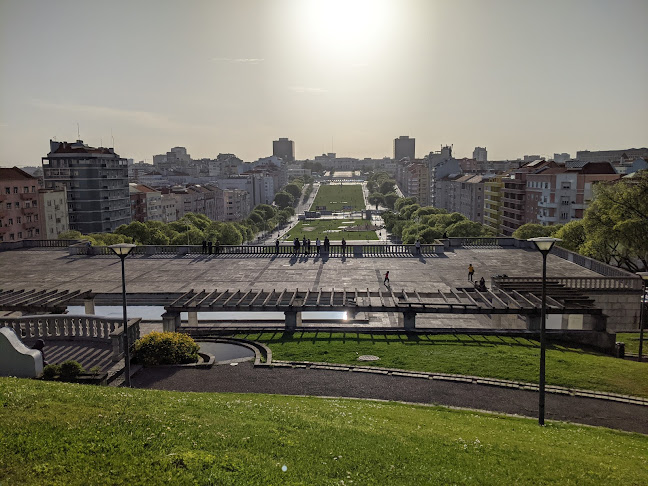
left=0, top=314, right=141, bottom=362
left=493, top=276, right=643, bottom=291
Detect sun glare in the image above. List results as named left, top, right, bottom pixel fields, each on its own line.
left=300, top=0, right=392, bottom=61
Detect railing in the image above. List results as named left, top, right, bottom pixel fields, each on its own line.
left=0, top=239, right=81, bottom=252
left=0, top=314, right=141, bottom=362
left=447, top=237, right=517, bottom=248
left=70, top=243, right=446, bottom=257
left=551, top=246, right=636, bottom=279
left=493, top=276, right=643, bottom=291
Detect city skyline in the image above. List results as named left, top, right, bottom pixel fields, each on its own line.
left=1, top=0, right=647, bottom=167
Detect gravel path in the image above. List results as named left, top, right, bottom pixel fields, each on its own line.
left=132, top=362, right=648, bottom=435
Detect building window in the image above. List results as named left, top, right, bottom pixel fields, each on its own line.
left=48, top=200, right=52, bottom=207
left=32, top=200, right=37, bottom=207
left=9, top=234, right=14, bottom=240
left=6, top=203, right=10, bottom=209
left=32, top=186, right=36, bottom=192
left=8, top=218, right=13, bottom=225
left=13, top=187, right=18, bottom=193
left=35, top=229, right=39, bottom=235
left=4, top=187, right=9, bottom=194
left=16, top=217, right=21, bottom=223
left=15, top=202, right=19, bottom=208
left=23, top=187, right=28, bottom=193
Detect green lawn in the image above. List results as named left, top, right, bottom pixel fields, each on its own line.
left=1, top=378, right=646, bottom=485
left=310, top=184, right=366, bottom=211
left=284, top=219, right=379, bottom=241
left=238, top=332, right=648, bottom=398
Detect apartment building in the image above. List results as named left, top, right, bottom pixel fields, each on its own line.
left=436, top=173, right=486, bottom=224
left=42, top=140, right=130, bottom=233
left=0, top=167, right=43, bottom=242
left=395, top=159, right=429, bottom=206
left=483, top=175, right=504, bottom=234
left=39, top=186, right=69, bottom=239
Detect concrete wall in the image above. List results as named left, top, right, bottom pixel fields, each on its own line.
left=588, top=291, right=642, bottom=331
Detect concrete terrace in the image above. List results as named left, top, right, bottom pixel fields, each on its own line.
left=0, top=246, right=608, bottom=329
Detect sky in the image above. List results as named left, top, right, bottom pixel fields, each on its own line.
left=1, top=0, right=647, bottom=166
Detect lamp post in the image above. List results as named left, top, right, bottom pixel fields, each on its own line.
left=637, top=272, right=648, bottom=362
left=528, top=237, right=561, bottom=426
left=109, top=243, right=137, bottom=387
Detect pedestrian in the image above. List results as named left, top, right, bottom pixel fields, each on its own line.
left=415, top=239, right=421, bottom=255
left=307, top=238, right=311, bottom=254
left=468, top=263, right=475, bottom=281
left=384, top=271, right=390, bottom=286
left=214, top=240, right=220, bottom=255
left=202, top=240, right=207, bottom=254
left=324, top=235, right=330, bottom=252
left=316, top=237, right=321, bottom=254
left=294, top=238, right=299, bottom=254
left=341, top=238, right=347, bottom=256
left=477, top=276, right=487, bottom=291
left=275, top=238, right=280, bottom=254
left=208, top=240, right=213, bottom=255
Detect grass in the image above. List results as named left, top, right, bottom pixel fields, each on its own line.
left=284, top=219, right=379, bottom=241
left=237, top=332, right=648, bottom=398
left=1, top=378, right=647, bottom=485
left=310, top=183, right=366, bottom=211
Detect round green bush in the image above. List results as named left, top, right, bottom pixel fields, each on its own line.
left=60, top=360, right=85, bottom=379
left=42, top=364, right=61, bottom=380
left=133, top=331, right=199, bottom=366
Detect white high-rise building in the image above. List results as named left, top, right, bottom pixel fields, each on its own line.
left=473, top=147, right=487, bottom=162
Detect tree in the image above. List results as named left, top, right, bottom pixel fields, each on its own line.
left=253, top=204, right=277, bottom=220
left=274, top=191, right=295, bottom=209
left=395, top=197, right=417, bottom=212
left=57, top=230, right=83, bottom=240
left=400, top=204, right=421, bottom=220
left=512, top=223, right=560, bottom=240
left=284, top=183, right=302, bottom=199
left=554, top=220, right=587, bottom=252
left=446, top=220, right=487, bottom=237
left=383, top=192, right=399, bottom=210
left=116, top=221, right=149, bottom=244
left=367, top=193, right=385, bottom=209
left=219, top=223, right=243, bottom=245
left=379, top=179, right=396, bottom=195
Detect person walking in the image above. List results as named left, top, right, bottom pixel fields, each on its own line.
left=341, top=238, right=347, bottom=256
left=316, top=238, right=321, bottom=255
left=208, top=240, right=213, bottom=255
left=384, top=271, right=390, bottom=286
left=307, top=238, right=311, bottom=254
left=415, top=239, right=421, bottom=255
left=324, top=236, right=330, bottom=253
left=275, top=238, right=280, bottom=254
left=468, top=263, right=475, bottom=281
left=294, top=238, right=300, bottom=254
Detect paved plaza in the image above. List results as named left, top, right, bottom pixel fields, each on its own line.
left=1, top=246, right=604, bottom=328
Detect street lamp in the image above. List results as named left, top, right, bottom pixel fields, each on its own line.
left=528, top=237, right=561, bottom=426
left=637, top=272, right=648, bottom=361
left=109, top=243, right=137, bottom=387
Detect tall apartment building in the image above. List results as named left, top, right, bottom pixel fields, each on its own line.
left=42, top=140, right=130, bottom=233
left=524, top=162, right=619, bottom=226
left=40, top=187, right=69, bottom=239
left=426, top=146, right=459, bottom=208
left=273, top=138, right=295, bottom=162
left=473, top=147, right=487, bottom=162
left=0, top=167, right=43, bottom=242
left=395, top=159, right=429, bottom=205
left=394, top=136, right=415, bottom=162
left=500, top=160, right=556, bottom=236
left=223, top=188, right=249, bottom=221
left=483, top=175, right=504, bottom=234
left=160, top=193, right=177, bottom=223
left=435, top=174, right=485, bottom=224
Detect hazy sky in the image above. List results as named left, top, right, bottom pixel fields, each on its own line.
left=1, top=0, right=647, bottom=166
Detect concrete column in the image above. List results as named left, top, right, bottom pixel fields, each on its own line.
left=525, top=315, right=541, bottom=330
left=399, top=311, right=416, bottom=330
left=188, top=311, right=199, bottom=326
left=83, top=297, right=95, bottom=315
left=284, top=311, right=302, bottom=330
left=162, top=312, right=181, bottom=332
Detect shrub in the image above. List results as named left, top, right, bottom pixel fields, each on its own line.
left=42, top=364, right=61, bottom=380
left=133, top=332, right=199, bottom=366
left=60, top=361, right=84, bottom=379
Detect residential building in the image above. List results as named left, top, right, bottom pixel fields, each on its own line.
left=525, top=162, right=619, bottom=226
left=483, top=175, right=504, bottom=234
left=0, top=167, right=43, bottom=242
left=426, top=146, right=460, bottom=207
left=553, top=153, right=570, bottom=163
left=473, top=147, right=487, bottom=162
left=42, top=140, right=130, bottom=233
left=160, top=193, right=177, bottom=223
left=576, top=148, right=648, bottom=164
left=223, top=188, right=249, bottom=221
left=273, top=138, right=295, bottom=162
left=395, top=159, right=429, bottom=205
left=394, top=136, right=415, bottom=161
left=40, top=186, right=70, bottom=239
left=436, top=173, right=486, bottom=224
left=129, top=185, right=147, bottom=222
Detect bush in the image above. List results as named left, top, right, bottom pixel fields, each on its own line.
left=133, top=332, right=199, bottom=366
left=60, top=360, right=85, bottom=379
left=42, top=364, right=61, bottom=380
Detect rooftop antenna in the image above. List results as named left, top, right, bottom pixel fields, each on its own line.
left=77, top=123, right=80, bottom=140
left=111, top=128, right=114, bottom=148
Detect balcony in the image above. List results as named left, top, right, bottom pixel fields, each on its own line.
left=538, top=200, right=557, bottom=208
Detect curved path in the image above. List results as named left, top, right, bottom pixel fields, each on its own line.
left=132, top=362, right=648, bottom=435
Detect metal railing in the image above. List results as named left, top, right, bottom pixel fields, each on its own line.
left=493, top=276, right=643, bottom=291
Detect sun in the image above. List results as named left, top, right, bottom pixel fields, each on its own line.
left=299, top=0, right=392, bottom=62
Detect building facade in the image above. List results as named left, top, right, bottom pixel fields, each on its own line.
left=394, top=136, right=415, bottom=162
left=473, top=147, right=487, bottom=162
left=0, top=168, right=43, bottom=242
left=40, top=187, right=69, bottom=239
left=42, top=140, right=130, bottom=233
left=273, top=138, right=295, bottom=162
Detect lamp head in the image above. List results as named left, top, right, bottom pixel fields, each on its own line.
left=109, top=243, right=136, bottom=257
left=528, top=237, right=561, bottom=253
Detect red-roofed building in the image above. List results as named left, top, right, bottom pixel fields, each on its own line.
left=0, top=167, right=43, bottom=242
